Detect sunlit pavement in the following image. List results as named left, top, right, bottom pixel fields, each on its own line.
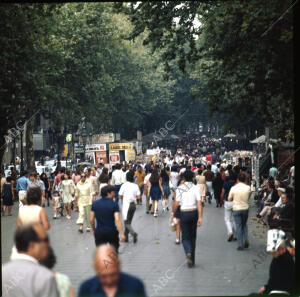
left=1, top=193, right=270, bottom=296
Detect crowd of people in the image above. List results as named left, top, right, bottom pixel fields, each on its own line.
left=0, top=145, right=296, bottom=296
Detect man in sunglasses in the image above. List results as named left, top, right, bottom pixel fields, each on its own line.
left=2, top=223, right=58, bottom=297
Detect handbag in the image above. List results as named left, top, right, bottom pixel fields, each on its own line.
left=169, top=216, right=177, bottom=232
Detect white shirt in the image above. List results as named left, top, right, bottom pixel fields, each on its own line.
left=275, top=197, right=283, bottom=208
left=170, top=172, right=179, bottom=188
left=211, top=164, right=218, bottom=174
left=111, top=169, right=125, bottom=185
left=119, top=182, right=140, bottom=220
left=144, top=173, right=151, bottom=185
left=175, top=182, right=201, bottom=210
left=12, top=253, right=39, bottom=264
left=179, top=168, right=186, bottom=175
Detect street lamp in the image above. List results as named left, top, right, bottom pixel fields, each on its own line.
left=81, top=119, right=87, bottom=162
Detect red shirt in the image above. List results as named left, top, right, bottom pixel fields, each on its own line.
left=206, top=154, right=212, bottom=162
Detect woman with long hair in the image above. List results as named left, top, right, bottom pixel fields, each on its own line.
left=213, top=172, right=224, bottom=207
left=40, top=172, right=50, bottom=207
left=17, top=187, right=50, bottom=229
left=59, top=172, right=75, bottom=219
left=147, top=169, right=164, bottom=217
left=195, top=169, right=206, bottom=206
left=2, top=176, right=14, bottom=216
left=161, top=168, right=171, bottom=212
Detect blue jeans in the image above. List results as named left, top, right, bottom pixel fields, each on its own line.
left=233, top=209, right=248, bottom=248
left=180, top=210, right=198, bottom=263
left=114, top=184, right=122, bottom=204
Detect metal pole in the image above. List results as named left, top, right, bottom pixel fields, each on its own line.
left=57, top=134, right=61, bottom=170
left=20, top=130, right=24, bottom=172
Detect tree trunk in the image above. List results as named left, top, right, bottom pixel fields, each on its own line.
left=0, top=136, right=6, bottom=171
left=25, top=116, right=36, bottom=172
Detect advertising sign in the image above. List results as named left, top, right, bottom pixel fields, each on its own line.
left=109, top=153, right=120, bottom=164
left=85, top=152, right=96, bottom=164
left=126, top=149, right=136, bottom=161
left=96, top=151, right=107, bottom=164
left=109, top=142, right=134, bottom=151
left=85, top=143, right=106, bottom=152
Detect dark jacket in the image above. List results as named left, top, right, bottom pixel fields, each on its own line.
left=265, top=251, right=295, bottom=294
left=78, top=272, right=147, bottom=297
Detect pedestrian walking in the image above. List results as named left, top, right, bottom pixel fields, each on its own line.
left=213, top=172, right=224, bottom=207
left=41, top=173, right=51, bottom=207
left=143, top=168, right=153, bottom=214
left=17, top=187, right=50, bottom=230
left=111, top=164, right=125, bottom=204
left=134, top=165, right=145, bottom=205
left=172, top=170, right=203, bottom=267
left=90, top=185, right=125, bottom=252
left=2, top=176, right=14, bottom=216
left=59, top=173, right=75, bottom=219
left=78, top=244, right=147, bottom=297
left=147, top=169, right=164, bottom=217
left=119, top=171, right=140, bottom=243
left=221, top=173, right=237, bottom=241
left=16, top=171, right=30, bottom=207
left=204, top=164, right=215, bottom=204
left=75, top=173, right=95, bottom=233
left=195, top=169, right=206, bottom=205
left=161, top=168, right=171, bottom=211
left=228, top=173, right=251, bottom=250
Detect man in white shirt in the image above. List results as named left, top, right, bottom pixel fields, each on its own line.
left=111, top=164, right=125, bottom=204
left=96, top=163, right=104, bottom=177
left=228, top=173, right=251, bottom=251
left=172, top=170, right=203, bottom=268
left=119, top=171, right=141, bottom=243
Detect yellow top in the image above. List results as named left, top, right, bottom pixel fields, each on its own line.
left=75, top=180, right=94, bottom=206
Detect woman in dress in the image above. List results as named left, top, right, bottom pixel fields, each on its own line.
left=59, top=172, right=75, bottom=219
left=17, top=186, right=50, bottom=229
left=213, top=172, right=224, bottom=207
left=195, top=169, right=206, bottom=206
left=40, top=172, right=51, bottom=207
left=12, top=187, right=50, bottom=260
left=2, top=176, right=14, bottom=216
left=170, top=166, right=179, bottom=197
left=161, top=168, right=171, bottom=212
left=147, top=169, right=164, bottom=217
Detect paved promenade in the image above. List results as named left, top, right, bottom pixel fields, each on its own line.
left=1, top=193, right=270, bottom=296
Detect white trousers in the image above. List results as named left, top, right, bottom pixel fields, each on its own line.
left=224, top=201, right=236, bottom=235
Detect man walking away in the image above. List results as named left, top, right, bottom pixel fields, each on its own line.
left=90, top=185, right=125, bottom=252
left=16, top=171, right=30, bottom=207
left=228, top=173, right=251, bottom=250
left=119, top=171, right=140, bottom=243
left=111, top=164, right=125, bottom=204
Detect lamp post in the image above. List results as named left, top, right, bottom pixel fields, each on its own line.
left=81, top=118, right=87, bottom=162
left=20, top=129, right=24, bottom=173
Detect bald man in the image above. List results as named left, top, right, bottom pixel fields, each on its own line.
left=78, top=244, right=147, bottom=297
